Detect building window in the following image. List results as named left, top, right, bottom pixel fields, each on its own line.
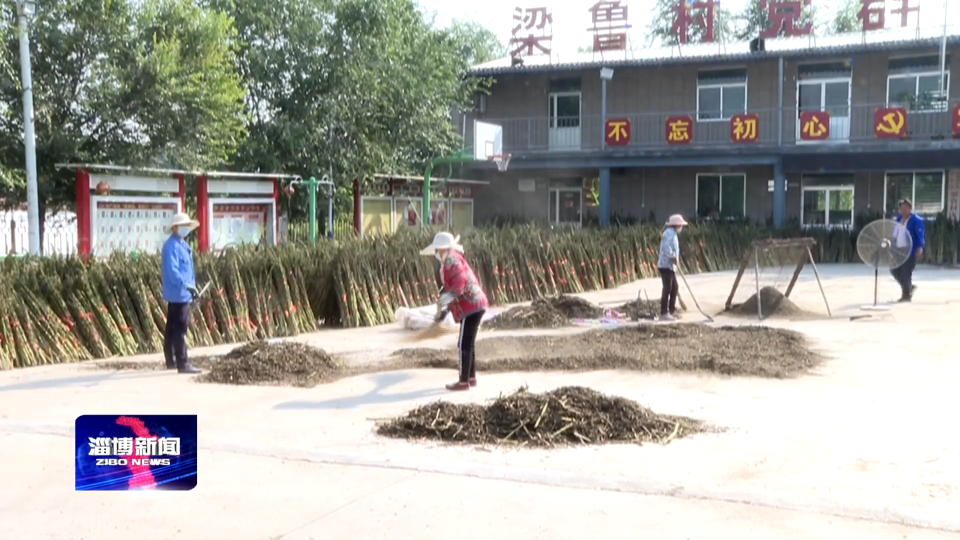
left=696, top=174, right=745, bottom=218
left=548, top=92, right=581, bottom=128
left=548, top=187, right=582, bottom=226
left=801, top=175, right=854, bottom=227
left=887, top=55, right=950, bottom=112
left=885, top=172, right=944, bottom=217
left=697, top=69, right=747, bottom=121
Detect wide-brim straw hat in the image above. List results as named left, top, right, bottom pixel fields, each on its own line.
left=420, top=231, right=464, bottom=255
left=664, top=214, right=688, bottom=227
left=163, top=212, right=200, bottom=233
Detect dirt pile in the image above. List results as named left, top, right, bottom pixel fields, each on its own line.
left=487, top=295, right=604, bottom=330
left=196, top=341, right=343, bottom=387
left=376, top=386, right=703, bottom=447
left=613, top=299, right=662, bottom=320
left=98, top=323, right=822, bottom=382
left=393, top=324, right=822, bottom=378
left=727, top=286, right=814, bottom=319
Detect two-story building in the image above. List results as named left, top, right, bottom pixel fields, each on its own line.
left=460, top=26, right=960, bottom=228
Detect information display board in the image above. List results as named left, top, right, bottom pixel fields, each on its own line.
left=208, top=201, right=273, bottom=250
left=91, top=196, right=181, bottom=256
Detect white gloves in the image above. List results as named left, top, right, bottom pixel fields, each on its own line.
left=438, top=292, right=455, bottom=309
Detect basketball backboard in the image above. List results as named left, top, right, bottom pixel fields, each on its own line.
left=473, top=120, right=502, bottom=160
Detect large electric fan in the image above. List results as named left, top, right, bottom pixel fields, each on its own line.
left=856, top=218, right=913, bottom=309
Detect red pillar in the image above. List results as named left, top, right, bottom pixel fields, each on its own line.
left=175, top=173, right=186, bottom=212
left=76, top=169, right=91, bottom=259
left=271, top=177, right=280, bottom=244
left=197, top=175, right=209, bottom=253
left=353, top=179, right=361, bottom=235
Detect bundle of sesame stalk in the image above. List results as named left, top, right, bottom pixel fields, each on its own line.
left=1, top=217, right=953, bottom=370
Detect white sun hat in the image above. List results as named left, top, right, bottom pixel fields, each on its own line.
left=420, top=231, right=464, bottom=255
left=665, top=214, right=688, bottom=227
left=163, top=212, right=200, bottom=233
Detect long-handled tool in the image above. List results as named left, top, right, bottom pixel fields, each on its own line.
left=195, top=282, right=212, bottom=299
left=677, top=268, right=714, bottom=323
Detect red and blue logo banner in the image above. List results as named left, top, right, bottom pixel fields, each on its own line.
left=75, top=414, right=197, bottom=491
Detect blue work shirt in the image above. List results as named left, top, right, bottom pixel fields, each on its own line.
left=658, top=227, right=680, bottom=271
left=895, top=213, right=926, bottom=258
left=162, top=234, right=196, bottom=303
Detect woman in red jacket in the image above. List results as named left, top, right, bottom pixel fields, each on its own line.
left=421, top=232, right=489, bottom=391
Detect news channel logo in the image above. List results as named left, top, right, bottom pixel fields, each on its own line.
left=74, top=414, right=197, bottom=491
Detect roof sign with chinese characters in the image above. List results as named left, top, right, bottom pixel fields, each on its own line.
left=510, top=6, right=553, bottom=57
left=891, top=0, right=920, bottom=27
left=799, top=111, right=831, bottom=141
left=672, top=0, right=718, bottom=44
left=605, top=118, right=631, bottom=146
left=858, top=0, right=920, bottom=31
left=730, top=114, right=760, bottom=143
left=666, top=116, right=693, bottom=144
left=874, top=107, right=908, bottom=138
left=761, top=0, right=813, bottom=38
left=588, top=1, right=629, bottom=52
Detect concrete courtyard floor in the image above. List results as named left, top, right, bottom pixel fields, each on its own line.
left=1, top=264, right=959, bottom=539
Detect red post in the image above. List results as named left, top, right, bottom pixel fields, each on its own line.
left=271, top=177, right=280, bottom=244
left=76, top=169, right=91, bottom=259
left=175, top=173, right=186, bottom=211
left=353, top=179, right=361, bottom=235
left=196, top=175, right=209, bottom=253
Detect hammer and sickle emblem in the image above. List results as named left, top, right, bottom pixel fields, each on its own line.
left=877, top=111, right=905, bottom=134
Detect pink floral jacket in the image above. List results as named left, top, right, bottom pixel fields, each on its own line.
left=440, top=251, right=489, bottom=323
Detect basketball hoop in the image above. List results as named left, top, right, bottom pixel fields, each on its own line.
left=489, top=154, right=511, bottom=172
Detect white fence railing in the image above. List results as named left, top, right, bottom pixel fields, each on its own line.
left=0, top=211, right=78, bottom=256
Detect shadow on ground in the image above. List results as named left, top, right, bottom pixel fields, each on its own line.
left=272, top=372, right=446, bottom=411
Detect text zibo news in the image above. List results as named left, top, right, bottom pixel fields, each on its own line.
left=89, top=436, right=179, bottom=466
left=75, top=414, right=198, bottom=491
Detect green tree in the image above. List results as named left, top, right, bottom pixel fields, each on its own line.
left=829, top=0, right=862, bottom=34
left=448, top=18, right=506, bottom=65
left=0, top=0, right=246, bottom=216
left=216, top=0, right=491, bottom=215
left=735, top=0, right=819, bottom=41
left=647, top=0, right=734, bottom=47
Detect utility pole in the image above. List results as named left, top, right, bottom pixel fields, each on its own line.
left=17, top=0, right=40, bottom=254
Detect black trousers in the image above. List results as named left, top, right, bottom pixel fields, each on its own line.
left=890, top=255, right=917, bottom=299
left=658, top=268, right=679, bottom=315
left=457, top=310, right=485, bottom=382
left=163, top=302, right=191, bottom=368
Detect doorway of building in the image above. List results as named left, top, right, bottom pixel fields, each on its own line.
left=797, top=78, right=851, bottom=142
left=548, top=91, right=581, bottom=151
left=548, top=187, right=582, bottom=227
left=800, top=175, right=855, bottom=227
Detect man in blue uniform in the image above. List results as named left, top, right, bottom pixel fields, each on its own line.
left=161, top=213, right=202, bottom=373
left=891, top=198, right=925, bottom=303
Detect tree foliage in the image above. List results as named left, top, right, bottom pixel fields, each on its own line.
left=211, top=0, right=498, bottom=214
left=0, top=0, right=246, bottom=210
left=0, top=0, right=500, bottom=218
left=647, top=0, right=734, bottom=47
left=829, top=0, right=862, bottom=35
left=735, top=0, right=820, bottom=41
left=449, top=18, right=507, bottom=66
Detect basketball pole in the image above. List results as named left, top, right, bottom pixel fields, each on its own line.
left=422, top=149, right=473, bottom=228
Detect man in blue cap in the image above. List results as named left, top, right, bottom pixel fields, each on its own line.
left=891, top=198, right=925, bottom=303
left=161, top=212, right=202, bottom=374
